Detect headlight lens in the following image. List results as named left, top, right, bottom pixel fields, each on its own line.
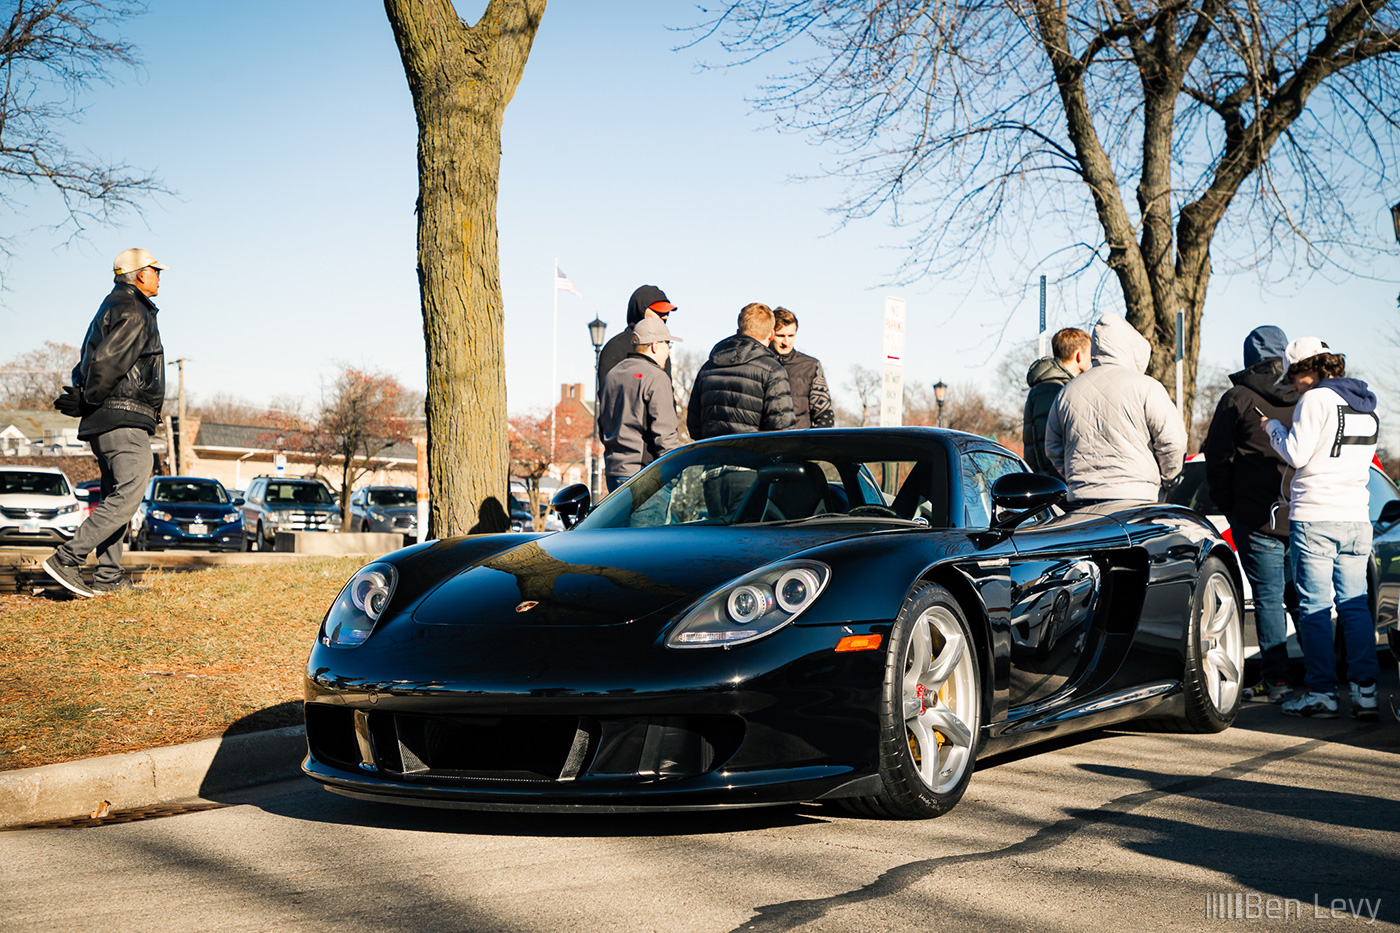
left=221, top=511, right=240, bottom=523
left=56, top=503, right=78, bottom=516
left=264, top=512, right=280, bottom=524
left=151, top=509, right=172, bottom=522
left=666, top=560, right=830, bottom=649
left=321, top=561, right=398, bottom=648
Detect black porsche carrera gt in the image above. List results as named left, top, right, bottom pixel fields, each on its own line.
left=302, top=427, right=1244, bottom=819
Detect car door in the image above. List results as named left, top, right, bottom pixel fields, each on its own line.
left=963, top=449, right=1128, bottom=713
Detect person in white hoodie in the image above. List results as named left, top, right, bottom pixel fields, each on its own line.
left=1262, top=337, right=1381, bottom=720
left=1045, top=313, right=1186, bottom=505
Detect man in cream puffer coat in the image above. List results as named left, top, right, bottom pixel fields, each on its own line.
left=1045, top=313, right=1187, bottom=505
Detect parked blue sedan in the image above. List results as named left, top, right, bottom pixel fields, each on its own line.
left=132, top=477, right=244, bottom=552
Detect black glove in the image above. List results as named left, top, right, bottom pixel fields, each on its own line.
left=54, top=385, right=83, bottom=417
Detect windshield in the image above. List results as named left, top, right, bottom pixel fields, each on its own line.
left=368, top=488, right=414, bottom=507
left=267, top=482, right=335, bottom=505
left=0, top=471, right=71, bottom=497
left=153, top=481, right=229, bottom=505
left=578, top=434, right=953, bottom=530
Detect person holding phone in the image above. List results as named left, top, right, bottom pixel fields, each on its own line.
left=1202, top=325, right=1299, bottom=703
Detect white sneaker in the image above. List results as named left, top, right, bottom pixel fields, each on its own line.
left=1350, top=682, right=1379, bottom=722
left=1281, top=691, right=1339, bottom=719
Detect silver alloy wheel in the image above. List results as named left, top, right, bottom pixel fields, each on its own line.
left=1198, top=571, right=1243, bottom=713
left=901, top=605, right=977, bottom=794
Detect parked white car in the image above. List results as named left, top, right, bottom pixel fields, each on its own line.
left=0, top=466, right=84, bottom=546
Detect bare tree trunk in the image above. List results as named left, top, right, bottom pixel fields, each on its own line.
left=383, top=0, right=545, bottom=537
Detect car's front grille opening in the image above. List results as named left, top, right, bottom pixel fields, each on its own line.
left=306, top=709, right=745, bottom=784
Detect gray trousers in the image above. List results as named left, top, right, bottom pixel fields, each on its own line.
left=57, top=427, right=153, bottom=583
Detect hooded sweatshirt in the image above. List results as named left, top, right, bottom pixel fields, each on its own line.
left=1021, top=357, right=1076, bottom=479
left=597, top=286, right=674, bottom=436
left=1044, top=313, right=1187, bottom=501
left=1202, top=325, right=1299, bottom=536
left=1266, top=375, right=1380, bottom=523
left=686, top=334, right=796, bottom=439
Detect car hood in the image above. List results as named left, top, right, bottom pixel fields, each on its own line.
left=411, top=524, right=884, bottom=628
left=369, top=505, right=417, bottom=517
left=0, top=493, right=76, bottom=509
left=149, top=502, right=238, bottom=519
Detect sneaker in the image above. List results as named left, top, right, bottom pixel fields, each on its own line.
left=1244, top=680, right=1293, bottom=703
left=91, top=577, right=137, bottom=596
left=42, top=554, right=94, bottom=599
left=1281, top=691, right=1339, bottom=719
left=1350, top=681, right=1379, bottom=722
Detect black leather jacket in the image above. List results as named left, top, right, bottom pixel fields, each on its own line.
left=72, top=283, right=165, bottom=439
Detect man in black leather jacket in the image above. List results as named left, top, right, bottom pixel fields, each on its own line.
left=45, top=248, right=169, bottom=598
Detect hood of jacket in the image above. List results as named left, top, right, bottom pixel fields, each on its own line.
left=1318, top=377, right=1377, bottom=413
left=1229, top=357, right=1299, bottom=407
left=1243, top=325, right=1288, bottom=368
left=707, top=333, right=776, bottom=368
left=1090, top=313, right=1150, bottom=373
left=1026, top=356, right=1074, bottom=389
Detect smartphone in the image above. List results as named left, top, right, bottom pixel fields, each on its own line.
left=1254, top=406, right=1267, bottom=418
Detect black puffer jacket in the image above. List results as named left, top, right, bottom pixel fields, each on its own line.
left=687, top=334, right=796, bottom=439
left=71, top=283, right=165, bottom=439
left=1203, top=356, right=1298, bottom=537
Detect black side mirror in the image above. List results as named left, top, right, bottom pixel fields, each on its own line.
left=233, top=497, right=246, bottom=507
left=1379, top=499, right=1400, bottom=528
left=989, top=472, right=1066, bottom=531
left=551, top=483, right=592, bottom=529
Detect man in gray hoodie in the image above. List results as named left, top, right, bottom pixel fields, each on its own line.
left=600, top=318, right=682, bottom=492
left=1045, top=313, right=1186, bottom=505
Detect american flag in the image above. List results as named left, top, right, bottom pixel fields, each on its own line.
left=555, top=267, right=581, bottom=298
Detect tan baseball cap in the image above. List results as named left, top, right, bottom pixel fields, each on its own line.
left=113, top=248, right=170, bottom=276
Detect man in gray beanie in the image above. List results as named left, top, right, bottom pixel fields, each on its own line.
left=1203, top=325, right=1300, bottom=703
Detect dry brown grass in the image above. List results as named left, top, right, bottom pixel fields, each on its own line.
left=0, top=557, right=366, bottom=772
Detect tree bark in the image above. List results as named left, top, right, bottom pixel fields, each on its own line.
left=383, top=0, right=546, bottom=537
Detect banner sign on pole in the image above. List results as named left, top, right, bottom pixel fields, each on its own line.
left=880, top=297, right=907, bottom=427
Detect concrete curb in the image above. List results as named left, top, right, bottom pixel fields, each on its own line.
left=0, top=725, right=306, bottom=829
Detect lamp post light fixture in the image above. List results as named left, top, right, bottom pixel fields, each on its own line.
left=1392, top=202, right=1400, bottom=246
left=933, top=379, right=948, bottom=428
left=587, top=316, right=608, bottom=500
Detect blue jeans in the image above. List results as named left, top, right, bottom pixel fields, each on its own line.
left=1230, top=526, right=1293, bottom=684
left=1290, top=520, right=1378, bottom=694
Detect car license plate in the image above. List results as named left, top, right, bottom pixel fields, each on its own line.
left=21, top=521, right=40, bottom=532
left=189, top=522, right=208, bottom=536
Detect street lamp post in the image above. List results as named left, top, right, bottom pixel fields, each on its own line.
left=588, top=316, right=608, bottom=500
left=933, top=380, right=947, bottom=428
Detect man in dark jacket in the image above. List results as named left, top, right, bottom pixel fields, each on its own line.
left=687, top=302, right=796, bottom=440
left=44, top=248, right=169, bottom=598
left=1022, top=327, right=1089, bottom=478
left=771, top=307, right=834, bottom=429
left=596, top=285, right=675, bottom=438
left=1203, top=324, right=1299, bottom=702
left=600, top=318, right=682, bottom=492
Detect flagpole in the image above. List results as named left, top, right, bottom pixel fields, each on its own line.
left=550, top=258, right=558, bottom=470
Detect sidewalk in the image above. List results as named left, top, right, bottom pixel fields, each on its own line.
left=0, top=726, right=307, bottom=829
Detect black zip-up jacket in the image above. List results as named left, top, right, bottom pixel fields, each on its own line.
left=1203, top=357, right=1298, bottom=537
left=774, top=347, right=834, bottom=429
left=687, top=334, right=796, bottom=439
left=71, top=283, right=165, bottom=439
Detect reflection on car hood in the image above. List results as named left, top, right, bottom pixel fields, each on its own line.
left=411, top=524, right=875, bottom=628
left=0, top=494, right=76, bottom=509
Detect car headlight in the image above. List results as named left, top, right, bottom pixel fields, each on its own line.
left=221, top=511, right=240, bottom=523
left=264, top=512, right=280, bottom=524
left=666, top=560, right=830, bottom=649
left=321, top=562, right=398, bottom=648
left=369, top=510, right=384, bottom=521
left=151, top=509, right=172, bottom=522
left=56, top=503, right=79, bottom=516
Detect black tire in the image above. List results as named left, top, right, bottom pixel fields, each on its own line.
left=249, top=522, right=265, bottom=552
left=842, top=582, right=982, bottom=819
left=1176, top=556, right=1244, bottom=733
left=361, top=521, right=372, bottom=533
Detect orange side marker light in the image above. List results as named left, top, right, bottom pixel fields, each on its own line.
left=835, top=634, right=882, bottom=652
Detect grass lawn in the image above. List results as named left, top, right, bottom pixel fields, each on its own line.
left=0, top=557, right=366, bottom=772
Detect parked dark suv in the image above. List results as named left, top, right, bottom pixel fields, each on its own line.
left=240, top=475, right=340, bottom=551
left=348, top=485, right=419, bottom=545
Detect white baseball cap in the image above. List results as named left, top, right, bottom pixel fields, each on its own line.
left=113, top=248, right=170, bottom=276
left=1277, top=336, right=1332, bottom=383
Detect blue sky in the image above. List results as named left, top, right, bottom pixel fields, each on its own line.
left=3, top=1, right=1398, bottom=430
